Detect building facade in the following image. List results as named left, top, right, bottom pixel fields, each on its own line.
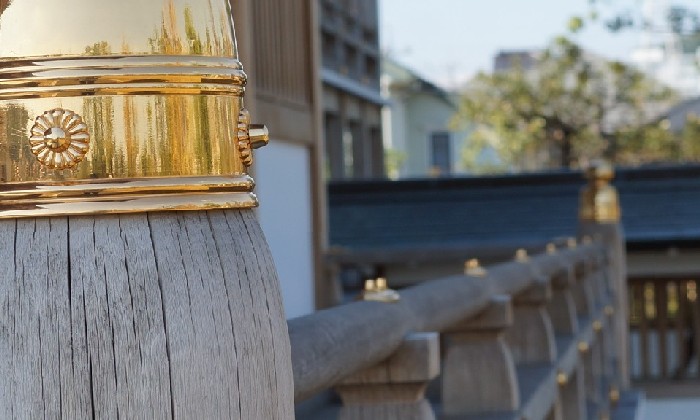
left=381, top=59, right=472, bottom=178
left=319, top=0, right=386, bottom=180
left=233, top=1, right=328, bottom=317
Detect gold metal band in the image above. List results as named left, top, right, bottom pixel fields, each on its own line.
left=0, top=175, right=257, bottom=219
left=0, top=192, right=257, bottom=219
left=0, top=56, right=246, bottom=99
left=0, top=175, right=254, bottom=200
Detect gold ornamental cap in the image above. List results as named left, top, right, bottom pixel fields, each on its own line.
left=0, top=0, right=267, bottom=218
left=579, top=160, right=621, bottom=223
left=584, top=160, right=614, bottom=182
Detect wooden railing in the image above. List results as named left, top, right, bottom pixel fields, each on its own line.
left=289, top=230, right=639, bottom=419
left=629, top=277, right=700, bottom=381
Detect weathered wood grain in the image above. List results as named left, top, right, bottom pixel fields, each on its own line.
left=335, top=333, right=439, bottom=420
left=442, top=296, right=520, bottom=415
left=0, top=210, right=293, bottom=418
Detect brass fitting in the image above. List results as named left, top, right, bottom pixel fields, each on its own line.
left=579, top=160, right=621, bottom=223
left=515, top=248, right=529, bottom=262
left=609, top=386, right=620, bottom=403
left=0, top=0, right=268, bottom=218
left=593, top=320, right=603, bottom=332
left=556, top=370, right=568, bottom=386
left=465, top=259, right=487, bottom=277
left=361, top=277, right=400, bottom=303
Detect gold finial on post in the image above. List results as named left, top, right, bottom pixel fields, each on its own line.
left=579, top=160, right=621, bottom=223
left=515, top=248, right=529, bottom=262
left=593, top=320, right=603, bottom=332
left=556, top=370, right=568, bottom=386
left=361, top=277, right=400, bottom=303
left=567, top=237, right=578, bottom=249
left=546, top=243, right=557, bottom=255
left=609, top=386, right=621, bottom=403
left=464, top=258, right=487, bottom=277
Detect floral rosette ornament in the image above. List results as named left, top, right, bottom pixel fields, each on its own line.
left=29, top=108, right=90, bottom=169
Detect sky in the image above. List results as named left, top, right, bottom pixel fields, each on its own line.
left=379, top=0, right=698, bottom=89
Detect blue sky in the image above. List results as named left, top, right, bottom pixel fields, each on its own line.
left=379, top=0, right=698, bottom=88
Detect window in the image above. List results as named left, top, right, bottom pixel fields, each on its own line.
left=322, top=31, right=338, bottom=69
left=430, top=132, right=451, bottom=175
left=342, top=128, right=355, bottom=178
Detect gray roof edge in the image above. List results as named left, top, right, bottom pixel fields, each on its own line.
left=322, top=68, right=390, bottom=106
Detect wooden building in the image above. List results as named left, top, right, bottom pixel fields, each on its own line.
left=319, top=0, right=386, bottom=180
left=231, top=0, right=388, bottom=314
left=232, top=1, right=329, bottom=315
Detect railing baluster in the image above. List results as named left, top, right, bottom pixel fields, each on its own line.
left=548, top=257, right=586, bottom=420
left=638, top=282, right=650, bottom=379
left=505, top=281, right=557, bottom=364
left=579, top=258, right=604, bottom=416
left=572, top=260, right=596, bottom=318
left=690, top=281, right=700, bottom=379
left=558, top=365, right=587, bottom=420
left=675, top=281, right=687, bottom=378
left=656, top=280, right=669, bottom=378
left=334, top=332, right=440, bottom=420
left=547, top=263, right=579, bottom=335
left=441, top=295, right=519, bottom=416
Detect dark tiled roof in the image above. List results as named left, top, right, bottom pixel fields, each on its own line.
left=328, top=165, right=700, bottom=253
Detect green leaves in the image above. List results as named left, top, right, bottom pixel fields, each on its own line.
left=568, top=16, right=585, bottom=33
left=453, top=37, right=678, bottom=172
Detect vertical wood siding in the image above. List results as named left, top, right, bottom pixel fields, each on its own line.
left=252, top=0, right=313, bottom=107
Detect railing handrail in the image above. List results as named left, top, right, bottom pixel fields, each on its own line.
left=289, top=243, right=600, bottom=402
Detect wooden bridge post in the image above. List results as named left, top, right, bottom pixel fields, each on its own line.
left=0, top=1, right=295, bottom=417
left=547, top=257, right=587, bottom=420
left=578, top=161, right=630, bottom=389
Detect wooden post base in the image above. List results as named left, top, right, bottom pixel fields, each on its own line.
left=441, top=295, right=519, bottom=415
left=0, top=210, right=294, bottom=419
left=335, top=332, right=439, bottom=420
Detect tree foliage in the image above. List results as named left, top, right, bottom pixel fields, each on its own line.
left=454, top=37, right=676, bottom=172
left=573, top=1, right=700, bottom=36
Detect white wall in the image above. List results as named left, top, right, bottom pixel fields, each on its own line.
left=255, top=140, right=315, bottom=319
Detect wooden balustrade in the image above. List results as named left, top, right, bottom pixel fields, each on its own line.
left=629, top=277, right=700, bottom=381
left=290, top=238, right=641, bottom=420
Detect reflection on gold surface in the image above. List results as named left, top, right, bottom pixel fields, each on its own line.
left=0, top=0, right=236, bottom=58
left=0, top=192, right=257, bottom=219
left=0, top=55, right=246, bottom=100
left=579, top=160, right=621, bottom=223
left=0, top=175, right=253, bottom=198
left=2, top=94, right=243, bottom=181
left=0, top=0, right=269, bottom=218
